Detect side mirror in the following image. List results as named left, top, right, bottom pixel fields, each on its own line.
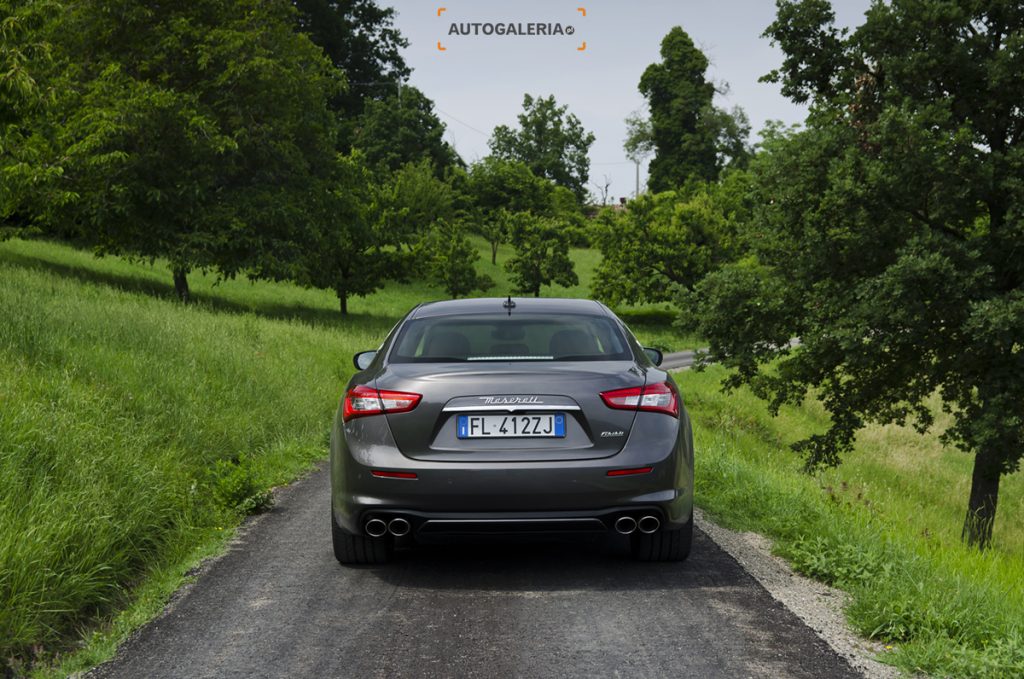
left=643, top=347, right=664, bottom=367
left=353, top=350, right=377, bottom=370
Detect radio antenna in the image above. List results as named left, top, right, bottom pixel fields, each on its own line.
left=502, top=295, right=516, bottom=316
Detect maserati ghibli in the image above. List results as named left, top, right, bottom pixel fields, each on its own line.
left=329, top=297, right=694, bottom=564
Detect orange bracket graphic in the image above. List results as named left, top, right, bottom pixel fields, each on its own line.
left=577, top=7, right=586, bottom=17
left=577, top=41, right=587, bottom=51
left=437, top=7, right=446, bottom=16
left=437, top=41, right=447, bottom=51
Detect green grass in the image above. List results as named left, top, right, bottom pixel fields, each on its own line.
left=0, top=235, right=696, bottom=674
left=0, top=235, right=701, bottom=351
left=679, top=365, right=1024, bottom=678
left=0, top=245, right=361, bottom=674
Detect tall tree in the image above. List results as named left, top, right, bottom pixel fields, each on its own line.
left=352, top=85, right=461, bottom=176
left=592, top=171, right=751, bottom=306
left=417, top=219, right=493, bottom=299
left=44, top=0, right=344, bottom=300
left=465, top=157, right=555, bottom=264
left=378, top=158, right=456, bottom=249
left=296, top=153, right=401, bottom=314
left=489, top=94, right=596, bottom=203
left=640, top=27, right=751, bottom=191
left=639, top=27, right=716, bottom=190
left=292, top=0, right=409, bottom=115
left=504, top=212, right=578, bottom=297
left=623, top=110, right=654, bottom=198
left=692, top=0, right=1024, bottom=549
left=0, top=0, right=70, bottom=239
left=704, top=104, right=752, bottom=171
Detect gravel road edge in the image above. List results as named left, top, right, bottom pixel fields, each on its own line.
left=694, top=508, right=901, bottom=679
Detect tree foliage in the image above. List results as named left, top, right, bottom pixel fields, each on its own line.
left=42, top=0, right=345, bottom=300
left=417, top=219, right=493, bottom=299
left=0, top=0, right=69, bottom=240
left=465, top=157, right=559, bottom=264
left=352, top=85, right=461, bottom=176
left=592, top=170, right=752, bottom=306
left=623, top=111, right=654, bottom=166
left=378, top=158, right=456, bottom=248
left=640, top=27, right=751, bottom=191
left=504, top=212, right=578, bottom=297
left=691, top=0, right=1024, bottom=549
left=489, top=94, right=595, bottom=203
left=704, top=104, right=752, bottom=171
left=295, top=153, right=402, bottom=314
left=292, top=0, right=409, bottom=116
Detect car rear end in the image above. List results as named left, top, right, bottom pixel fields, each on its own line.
left=329, top=298, right=694, bottom=563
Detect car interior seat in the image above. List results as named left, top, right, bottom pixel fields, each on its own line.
left=422, top=331, right=471, bottom=359
left=549, top=329, right=601, bottom=357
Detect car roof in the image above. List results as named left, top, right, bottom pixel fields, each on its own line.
left=409, top=297, right=610, bottom=319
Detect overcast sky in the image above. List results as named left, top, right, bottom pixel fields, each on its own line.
left=387, top=0, right=873, bottom=202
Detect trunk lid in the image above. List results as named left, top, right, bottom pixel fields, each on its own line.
left=376, top=361, right=644, bottom=462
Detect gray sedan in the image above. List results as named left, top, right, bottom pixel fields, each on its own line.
left=330, top=297, right=694, bottom=563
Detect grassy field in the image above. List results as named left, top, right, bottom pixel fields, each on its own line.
left=0, top=242, right=357, bottom=674
left=679, top=365, right=1024, bottom=678
left=0, top=236, right=699, bottom=350
left=8, top=234, right=1019, bottom=677
left=0, top=236, right=695, bottom=674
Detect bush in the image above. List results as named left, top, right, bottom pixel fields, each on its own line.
left=209, top=456, right=274, bottom=516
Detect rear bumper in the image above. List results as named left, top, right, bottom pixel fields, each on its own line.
left=353, top=507, right=671, bottom=543
left=330, top=409, right=694, bottom=536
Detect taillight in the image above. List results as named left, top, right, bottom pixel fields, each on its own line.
left=600, top=382, right=679, bottom=418
left=342, top=385, right=421, bottom=421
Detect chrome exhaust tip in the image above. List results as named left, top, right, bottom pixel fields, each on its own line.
left=614, top=516, right=637, bottom=535
left=388, top=517, right=411, bottom=537
left=638, top=515, right=661, bottom=534
left=364, top=518, right=388, bottom=538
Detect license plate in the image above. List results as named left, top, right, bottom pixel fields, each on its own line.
left=457, top=413, right=566, bottom=438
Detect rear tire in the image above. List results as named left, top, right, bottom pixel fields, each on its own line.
left=332, top=512, right=392, bottom=565
left=631, top=512, right=692, bottom=562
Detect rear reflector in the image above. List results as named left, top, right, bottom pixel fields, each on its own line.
left=600, top=382, right=679, bottom=418
left=343, top=384, right=422, bottom=421
left=371, top=470, right=418, bottom=479
left=606, top=466, right=654, bottom=477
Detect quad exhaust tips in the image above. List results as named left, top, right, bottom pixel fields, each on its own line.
left=388, top=517, right=411, bottom=537
left=638, top=515, right=661, bottom=534
left=614, top=516, right=638, bottom=535
left=364, top=518, right=388, bottom=538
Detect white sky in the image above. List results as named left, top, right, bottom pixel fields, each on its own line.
left=388, top=0, right=873, bottom=202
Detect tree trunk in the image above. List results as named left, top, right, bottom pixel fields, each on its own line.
left=172, top=267, right=190, bottom=302
left=534, top=286, right=540, bottom=298
left=491, top=242, right=498, bottom=265
left=337, top=288, right=348, bottom=315
left=962, top=445, right=1001, bottom=549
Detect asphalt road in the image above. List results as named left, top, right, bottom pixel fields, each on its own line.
left=91, top=466, right=859, bottom=679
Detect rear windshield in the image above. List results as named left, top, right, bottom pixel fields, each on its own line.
left=389, top=313, right=633, bottom=363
